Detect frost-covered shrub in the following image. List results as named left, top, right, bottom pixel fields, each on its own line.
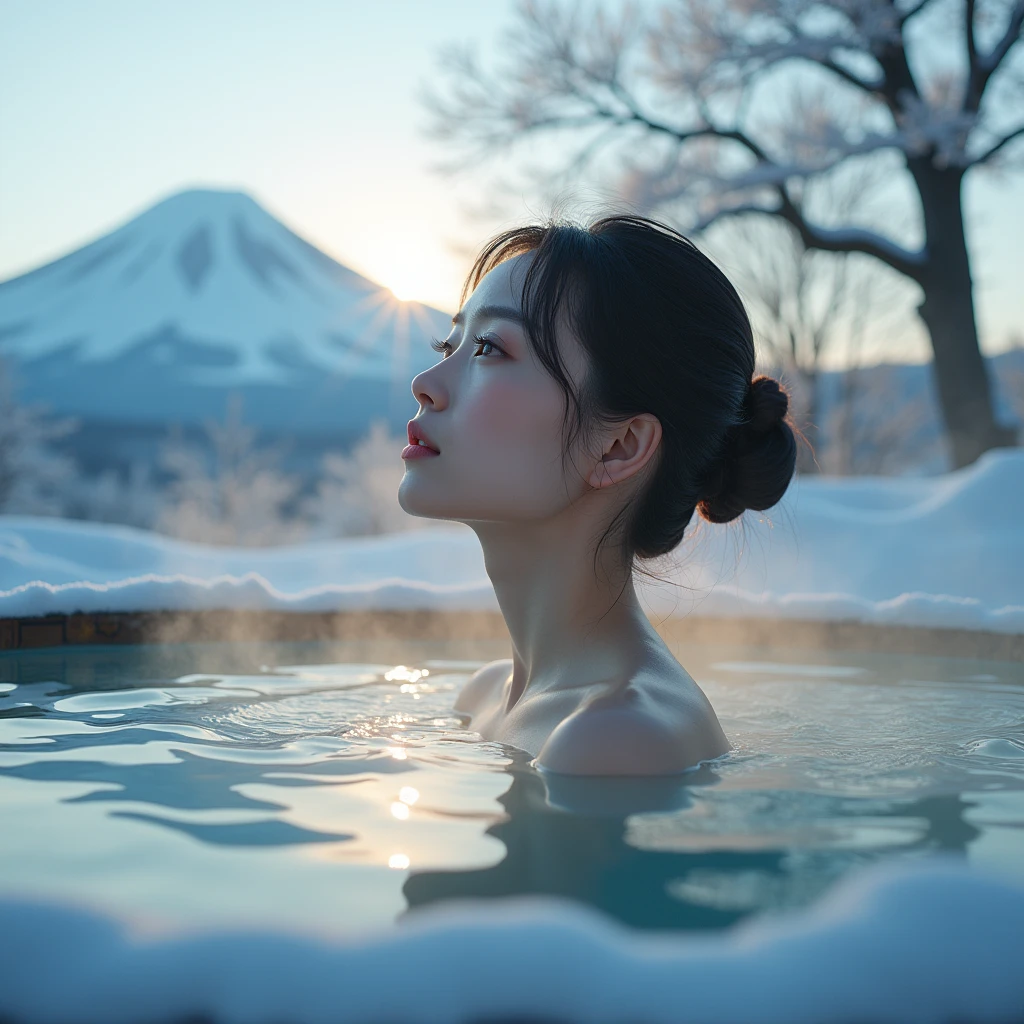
left=0, top=359, right=78, bottom=516
left=156, top=396, right=307, bottom=546
left=303, top=419, right=431, bottom=538
left=65, top=463, right=164, bottom=530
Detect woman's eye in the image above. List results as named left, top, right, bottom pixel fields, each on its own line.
left=473, top=336, right=503, bottom=357
left=429, top=336, right=503, bottom=359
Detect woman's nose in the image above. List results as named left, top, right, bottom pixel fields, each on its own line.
left=411, top=369, right=446, bottom=412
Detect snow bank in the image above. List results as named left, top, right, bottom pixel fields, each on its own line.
left=1, top=449, right=1021, bottom=631
left=0, top=859, right=1021, bottom=1024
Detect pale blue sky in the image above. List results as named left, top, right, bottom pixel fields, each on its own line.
left=1, top=0, right=1020, bottom=364
left=0, top=0, right=515, bottom=311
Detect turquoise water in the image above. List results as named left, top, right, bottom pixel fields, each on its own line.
left=1, top=640, right=1023, bottom=937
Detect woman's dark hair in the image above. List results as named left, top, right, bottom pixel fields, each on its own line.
left=462, top=214, right=797, bottom=568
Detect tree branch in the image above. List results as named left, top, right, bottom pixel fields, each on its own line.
left=775, top=189, right=927, bottom=281
left=972, top=123, right=1024, bottom=165
left=560, top=121, right=631, bottom=179
left=897, top=0, right=940, bottom=24
left=601, top=78, right=790, bottom=177
left=967, top=0, right=1024, bottom=110
left=693, top=203, right=780, bottom=234
left=605, top=78, right=779, bottom=166
left=983, top=0, right=1024, bottom=72
left=819, top=57, right=884, bottom=95
left=966, top=0, right=978, bottom=74
left=753, top=16, right=886, bottom=95
left=688, top=189, right=926, bottom=284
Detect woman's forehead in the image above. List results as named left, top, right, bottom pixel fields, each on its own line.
left=467, top=252, right=533, bottom=312
left=467, top=250, right=589, bottom=381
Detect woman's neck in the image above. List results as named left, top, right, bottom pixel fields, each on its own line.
left=469, top=516, right=657, bottom=711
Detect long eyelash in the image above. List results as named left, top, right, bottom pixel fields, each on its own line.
left=474, top=335, right=503, bottom=355
left=429, top=336, right=503, bottom=358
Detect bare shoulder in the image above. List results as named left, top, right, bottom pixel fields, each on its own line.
left=535, top=704, right=687, bottom=776
left=453, top=658, right=513, bottom=715
left=535, top=681, right=727, bottom=777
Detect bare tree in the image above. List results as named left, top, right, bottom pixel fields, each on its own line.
left=428, top=0, right=1023, bottom=467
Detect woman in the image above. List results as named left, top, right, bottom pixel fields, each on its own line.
left=398, top=215, right=796, bottom=776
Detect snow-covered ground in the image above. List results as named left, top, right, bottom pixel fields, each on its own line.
left=1, top=859, right=1022, bottom=1024
left=1, top=449, right=1021, bottom=631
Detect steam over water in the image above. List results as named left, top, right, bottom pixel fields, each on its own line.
left=1, top=640, right=1022, bottom=935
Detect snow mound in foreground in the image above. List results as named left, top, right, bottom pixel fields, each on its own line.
left=1, top=859, right=1021, bottom=1024
left=0, top=449, right=1021, bottom=631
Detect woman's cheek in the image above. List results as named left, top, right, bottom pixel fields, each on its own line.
left=464, top=379, right=541, bottom=445
left=476, top=379, right=566, bottom=476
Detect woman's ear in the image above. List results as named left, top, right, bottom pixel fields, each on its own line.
left=587, top=414, right=662, bottom=489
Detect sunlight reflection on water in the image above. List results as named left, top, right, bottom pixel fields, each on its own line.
left=0, top=640, right=1022, bottom=937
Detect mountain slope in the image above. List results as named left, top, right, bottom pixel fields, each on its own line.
left=0, top=189, right=450, bottom=432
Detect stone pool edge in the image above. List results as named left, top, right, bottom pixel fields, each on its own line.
left=0, top=609, right=1021, bottom=661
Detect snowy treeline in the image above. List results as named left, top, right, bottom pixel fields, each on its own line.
left=0, top=360, right=78, bottom=515
left=1, top=352, right=1020, bottom=544
left=0, top=359, right=430, bottom=545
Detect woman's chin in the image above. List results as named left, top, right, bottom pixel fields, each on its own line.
left=397, top=486, right=450, bottom=521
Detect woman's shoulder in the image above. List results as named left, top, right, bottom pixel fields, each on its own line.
left=535, top=668, right=727, bottom=776
left=535, top=702, right=685, bottom=775
left=453, top=658, right=513, bottom=716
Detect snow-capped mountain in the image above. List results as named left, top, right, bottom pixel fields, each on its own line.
left=0, top=189, right=451, bottom=434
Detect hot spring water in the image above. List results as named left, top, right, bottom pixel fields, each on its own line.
left=1, top=640, right=1022, bottom=937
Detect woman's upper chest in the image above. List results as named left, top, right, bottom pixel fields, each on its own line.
left=467, top=666, right=700, bottom=758
left=468, top=681, right=579, bottom=756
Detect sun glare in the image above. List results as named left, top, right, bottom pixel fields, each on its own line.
left=386, top=268, right=441, bottom=304
left=388, top=279, right=419, bottom=303
left=361, top=239, right=461, bottom=310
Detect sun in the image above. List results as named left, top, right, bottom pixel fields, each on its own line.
left=384, top=260, right=447, bottom=304
left=388, top=276, right=421, bottom=303
left=371, top=246, right=459, bottom=308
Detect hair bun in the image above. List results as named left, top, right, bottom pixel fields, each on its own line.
left=697, top=374, right=797, bottom=525
left=745, top=375, right=789, bottom=434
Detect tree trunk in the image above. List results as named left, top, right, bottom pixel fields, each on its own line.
left=912, top=163, right=1017, bottom=468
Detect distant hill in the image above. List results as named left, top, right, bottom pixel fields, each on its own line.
left=0, top=189, right=450, bottom=450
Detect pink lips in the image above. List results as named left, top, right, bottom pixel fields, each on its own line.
left=405, top=419, right=440, bottom=459
left=401, top=443, right=440, bottom=460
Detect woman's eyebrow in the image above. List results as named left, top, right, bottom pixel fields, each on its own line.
left=451, top=304, right=527, bottom=329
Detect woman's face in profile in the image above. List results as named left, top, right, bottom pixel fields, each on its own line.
left=399, top=254, right=592, bottom=525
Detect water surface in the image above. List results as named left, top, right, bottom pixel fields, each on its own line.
left=2, top=640, right=1022, bottom=936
